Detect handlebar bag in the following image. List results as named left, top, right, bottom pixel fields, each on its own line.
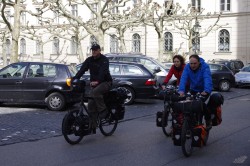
left=174, top=100, right=203, bottom=114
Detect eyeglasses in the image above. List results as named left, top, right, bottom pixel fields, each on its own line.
left=190, top=63, right=198, bottom=65
left=173, top=61, right=180, bottom=63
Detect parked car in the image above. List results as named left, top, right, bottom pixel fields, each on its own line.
left=208, top=59, right=244, bottom=74
left=235, top=65, right=250, bottom=87
left=208, top=63, right=236, bottom=91
left=0, top=62, right=80, bottom=111
left=162, top=62, right=173, bottom=70
left=76, top=61, right=158, bottom=105
left=104, top=53, right=176, bottom=85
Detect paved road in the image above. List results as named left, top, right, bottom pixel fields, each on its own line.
left=0, top=90, right=249, bottom=166
left=0, top=87, right=249, bottom=147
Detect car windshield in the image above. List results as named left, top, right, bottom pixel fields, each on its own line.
left=68, top=65, right=77, bottom=76
left=139, top=58, right=168, bottom=72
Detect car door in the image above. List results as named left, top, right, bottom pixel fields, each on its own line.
left=0, top=63, right=28, bottom=102
left=21, top=63, right=57, bottom=102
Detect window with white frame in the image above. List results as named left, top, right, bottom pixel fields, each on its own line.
left=110, top=35, right=119, bottom=53
left=91, top=3, right=97, bottom=18
left=6, top=39, right=11, bottom=55
left=53, top=10, right=59, bottom=23
left=71, top=4, right=78, bottom=17
left=132, top=33, right=141, bottom=53
left=5, top=11, right=11, bottom=22
left=20, top=11, right=26, bottom=25
left=191, top=0, right=201, bottom=12
left=164, top=32, right=173, bottom=52
left=192, top=32, right=200, bottom=53
left=218, top=29, right=230, bottom=52
left=36, top=40, right=41, bottom=55
left=220, top=0, right=230, bottom=11
left=111, top=0, right=118, bottom=14
left=52, top=37, right=60, bottom=54
left=20, top=38, right=26, bottom=55
left=71, top=36, right=77, bottom=54
left=164, top=0, right=173, bottom=15
left=36, top=8, right=42, bottom=24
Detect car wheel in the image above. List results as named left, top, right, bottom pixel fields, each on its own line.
left=46, top=92, right=66, bottom=111
left=218, top=80, right=231, bottom=92
left=123, top=87, right=135, bottom=105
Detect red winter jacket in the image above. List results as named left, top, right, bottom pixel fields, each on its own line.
left=163, top=64, right=185, bottom=85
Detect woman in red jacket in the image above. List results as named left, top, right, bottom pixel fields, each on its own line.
left=162, top=55, right=186, bottom=88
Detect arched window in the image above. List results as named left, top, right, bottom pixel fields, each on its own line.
left=20, top=38, right=26, bottom=55
left=36, top=40, right=41, bottom=55
left=52, top=37, right=59, bottom=54
left=71, top=36, right=77, bottom=54
left=164, top=32, right=173, bottom=52
left=218, top=29, right=230, bottom=52
left=6, top=39, right=11, bottom=55
left=110, top=35, right=118, bottom=53
left=132, top=33, right=140, bottom=53
left=192, top=32, right=200, bottom=53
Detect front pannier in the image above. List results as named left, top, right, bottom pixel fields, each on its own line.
left=207, top=93, right=224, bottom=126
left=192, top=125, right=207, bottom=147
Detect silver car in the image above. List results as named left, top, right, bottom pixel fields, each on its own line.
left=235, top=65, right=250, bottom=87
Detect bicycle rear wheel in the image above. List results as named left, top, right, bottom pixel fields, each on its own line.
left=99, top=108, right=118, bottom=136
left=62, top=109, right=86, bottom=145
left=162, top=104, right=172, bottom=137
left=181, top=119, right=193, bottom=157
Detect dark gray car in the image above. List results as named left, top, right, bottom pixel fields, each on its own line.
left=0, top=62, right=80, bottom=111
left=76, top=61, right=158, bottom=105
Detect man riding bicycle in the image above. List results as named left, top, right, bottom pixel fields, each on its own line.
left=73, top=44, right=112, bottom=130
left=178, top=54, right=213, bottom=129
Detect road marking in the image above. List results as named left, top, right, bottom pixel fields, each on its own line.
left=233, top=155, right=248, bottom=164
left=238, top=98, right=250, bottom=101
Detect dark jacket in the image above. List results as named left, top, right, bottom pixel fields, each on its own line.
left=74, top=54, right=112, bottom=83
left=179, top=57, right=212, bottom=93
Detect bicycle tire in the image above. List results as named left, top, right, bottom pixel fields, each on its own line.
left=181, top=119, right=193, bottom=157
left=99, top=108, right=118, bottom=136
left=162, top=104, right=173, bottom=137
left=62, top=109, right=85, bottom=145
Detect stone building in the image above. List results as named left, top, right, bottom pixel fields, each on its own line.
left=0, top=0, right=249, bottom=67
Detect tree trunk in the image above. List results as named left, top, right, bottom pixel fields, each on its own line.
left=10, top=1, right=21, bottom=63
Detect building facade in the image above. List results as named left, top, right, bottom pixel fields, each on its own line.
left=0, top=0, right=250, bottom=67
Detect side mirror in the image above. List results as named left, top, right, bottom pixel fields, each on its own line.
left=153, top=67, right=161, bottom=74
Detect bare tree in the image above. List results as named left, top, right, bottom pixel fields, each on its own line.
left=46, top=0, right=133, bottom=51
left=172, top=4, right=226, bottom=55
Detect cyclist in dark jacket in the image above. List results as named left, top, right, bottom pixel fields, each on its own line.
left=178, top=54, right=213, bottom=128
left=74, top=44, right=112, bottom=130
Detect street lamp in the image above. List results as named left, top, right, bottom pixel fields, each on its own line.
left=193, top=17, right=201, bottom=54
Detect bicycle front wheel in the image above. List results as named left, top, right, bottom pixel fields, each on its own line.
left=181, top=119, right=193, bottom=157
left=99, top=108, right=118, bottom=136
left=162, top=104, right=172, bottom=137
left=62, top=109, right=85, bottom=145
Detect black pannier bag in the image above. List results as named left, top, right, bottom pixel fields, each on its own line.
left=104, top=87, right=128, bottom=105
left=174, top=100, right=204, bottom=114
left=104, top=87, right=127, bottom=120
left=172, top=128, right=182, bottom=146
left=207, top=93, right=224, bottom=126
left=156, top=111, right=163, bottom=127
left=113, top=105, right=125, bottom=120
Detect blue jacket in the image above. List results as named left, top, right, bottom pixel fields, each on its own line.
left=179, top=58, right=213, bottom=93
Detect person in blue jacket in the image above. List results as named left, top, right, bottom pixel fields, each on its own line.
left=178, top=54, right=213, bottom=128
